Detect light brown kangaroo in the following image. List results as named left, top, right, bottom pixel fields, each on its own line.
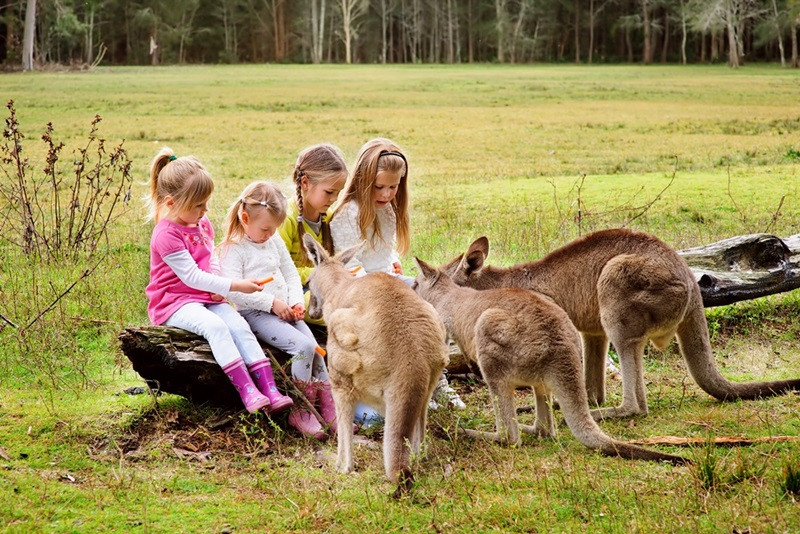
left=413, top=257, right=688, bottom=465
left=303, top=235, right=448, bottom=495
left=444, top=229, right=800, bottom=420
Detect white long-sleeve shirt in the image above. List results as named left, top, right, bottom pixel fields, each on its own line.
left=218, top=234, right=304, bottom=313
left=329, top=201, right=399, bottom=274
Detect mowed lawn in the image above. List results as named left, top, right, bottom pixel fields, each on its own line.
left=1, top=64, right=800, bottom=532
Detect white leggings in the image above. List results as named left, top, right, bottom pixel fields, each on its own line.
left=164, top=302, right=265, bottom=368
left=240, top=309, right=329, bottom=383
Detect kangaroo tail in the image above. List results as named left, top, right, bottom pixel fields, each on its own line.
left=677, top=292, right=800, bottom=400
left=552, top=373, right=690, bottom=466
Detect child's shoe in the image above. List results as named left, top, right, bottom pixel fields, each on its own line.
left=222, top=360, right=271, bottom=413
left=429, top=374, right=466, bottom=410
left=354, top=403, right=384, bottom=429
left=316, top=381, right=358, bottom=434
left=288, top=380, right=327, bottom=440
left=247, top=359, right=294, bottom=414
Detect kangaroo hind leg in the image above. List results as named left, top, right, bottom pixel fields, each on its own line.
left=519, top=382, right=555, bottom=438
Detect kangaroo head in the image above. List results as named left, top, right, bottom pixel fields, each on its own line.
left=445, top=236, right=489, bottom=286
left=412, top=257, right=448, bottom=302
left=302, top=234, right=364, bottom=319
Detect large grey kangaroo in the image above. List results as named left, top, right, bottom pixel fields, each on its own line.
left=413, top=257, right=688, bottom=465
left=443, top=229, right=800, bottom=420
left=303, top=235, right=448, bottom=494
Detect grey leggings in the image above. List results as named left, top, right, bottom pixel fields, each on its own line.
left=240, top=309, right=329, bottom=382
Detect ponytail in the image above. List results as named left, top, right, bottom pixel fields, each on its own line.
left=146, top=147, right=213, bottom=223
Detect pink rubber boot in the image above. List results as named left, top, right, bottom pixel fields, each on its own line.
left=316, top=381, right=340, bottom=433
left=288, top=381, right=327, bottom=440
left=247, top=359, right=294, bottom=414
left=222, top=360, right=270, bottom=413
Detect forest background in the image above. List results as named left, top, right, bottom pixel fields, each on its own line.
left=6, top=0, right=800, bottom=71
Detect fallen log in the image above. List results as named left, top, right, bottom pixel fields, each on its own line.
left=677, top=233, right=800, bottom=307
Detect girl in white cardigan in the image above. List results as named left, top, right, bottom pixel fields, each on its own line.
left=330, top=138, right=465, bottom=410
left=329, top=138, right=412, bottom=283
left=219, top=181, right=337, bottom=439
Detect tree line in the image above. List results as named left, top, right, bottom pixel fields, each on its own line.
left=5, top=0, right=800, bottom=70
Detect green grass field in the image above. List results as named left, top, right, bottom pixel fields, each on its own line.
left=1, top=64, right=800, bottom=532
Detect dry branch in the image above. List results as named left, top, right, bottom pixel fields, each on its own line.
left=629, top=435, right=800, bottom=447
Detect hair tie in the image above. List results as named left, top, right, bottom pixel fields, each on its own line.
left=168, top=155, right=177, bottom=162
left=241, top=198, right=269, bottom=207
left=297, top=216, right=303, bottom=223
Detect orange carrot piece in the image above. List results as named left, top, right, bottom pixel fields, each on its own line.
left=257, top=276, right=274, bottom=285
left=314, top=346, right=326, bottom=357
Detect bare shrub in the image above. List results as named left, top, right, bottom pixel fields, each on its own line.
left=0, top=99, right=133, bottom=261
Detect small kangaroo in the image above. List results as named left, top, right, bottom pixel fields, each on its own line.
left=412, top=257, right=688, bottom=464
left=302, top=234, right=449, bottom=494
left=444, top=230, right=800, bottom=420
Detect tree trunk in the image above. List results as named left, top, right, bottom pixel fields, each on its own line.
left=771, top=0, right=786, bottom=67
left=381, top=0, right=388, bottom=63
left=642, top=0, right=652, bottom=63
left=726, top=17, right=739, bottom=68
left=660, top=8, right=669, bottom=62
left=446, top=0, right=454, bottom=63
left=588, top=0, right=595, bottom=64
left=680, top=0, right=687, bottom=64
left=792, top=19, right=798, bottom=68
left=467, top=0, right=474, bottom=63
left=85, top=6, right=95, bottom=65
left=625, top=25, right=633, bottom=63
left=22, top=0, right=36, bottom=71
left=495, top=0, right=506, bottom=62
left=574, top=0, right=580, bottom=63
left=711, top=28, right=719, bottom=62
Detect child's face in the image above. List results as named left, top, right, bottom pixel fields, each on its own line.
left=243, top=209, right=282, bottom=244
left=372, top=169, right=402, bottom=207
left=303, top=174, right=346, bottom=218
left=172, top=196, right=209, bottom=227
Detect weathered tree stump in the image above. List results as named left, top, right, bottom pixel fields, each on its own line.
left=120, top=232, right=800, bottom=407
left=677, top=233, right=800, bottom=307
left=119, top=324, right=474, bottom=408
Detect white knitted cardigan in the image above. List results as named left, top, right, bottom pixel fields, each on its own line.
left=329, top=201, right=399, bottom=274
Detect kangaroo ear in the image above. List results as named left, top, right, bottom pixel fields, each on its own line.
left=469, top=236, right=490, bottom=258
left=303, top=234, right=327, bottom=266
left=461, top=236, right=488, bottom=275
left=414, top=257, right=440, bottom=283
left=335, top=241, right=365, bottom=266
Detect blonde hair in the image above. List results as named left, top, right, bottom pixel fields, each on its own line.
left=333, top=138, right=410, bottom=255
left=222, top=181, right=287, bottom=245
left=292, top=143, right=348, bottom=266
left=147, top=146, right=214, bottom=223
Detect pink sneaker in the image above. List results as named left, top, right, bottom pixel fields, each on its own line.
left=289, top=381, right=327, bottom=440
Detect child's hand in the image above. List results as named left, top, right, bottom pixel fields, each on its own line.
left=231, top=279, right=264, bottom=294
left=271, top=298, right=295, bottom=322
left=209, top=293, right=224, bottom=302
left=393, top=262, right=403, bottom=275
left=291, top=304, right=305, bottom=321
